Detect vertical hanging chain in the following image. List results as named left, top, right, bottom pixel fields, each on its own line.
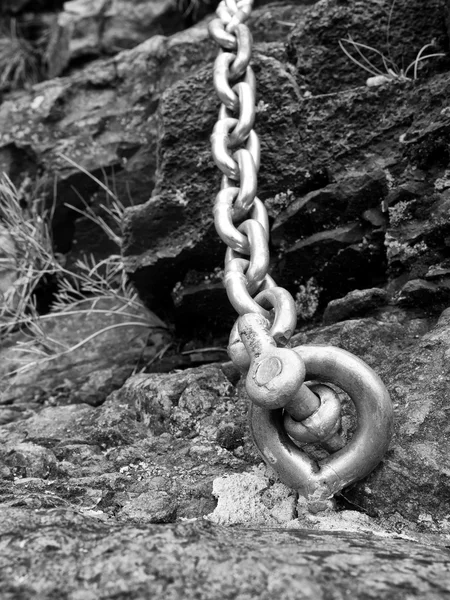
left=209, top=1, right=332, bottom=440
left=208, top=1, right=393, bottom=503
left=209, top=0, right=298, bottom=344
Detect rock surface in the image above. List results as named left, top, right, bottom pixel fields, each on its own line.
left=2, top=0, right=450, bottom=594
left=1, top=0, right=449, bottom=329
left=1, top=305, right=449, bottom=528
left=323, top=287, right=389, bottom=324
left=2, top=514, right=450, bottom=599
left=56, top=0, right=189, bottom=67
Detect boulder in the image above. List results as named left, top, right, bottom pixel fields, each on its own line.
left=323, top=287, right=389, bottom=324
left=0, top=298, right=169, bottom=408
left=55, top=0, right=187, bottom=66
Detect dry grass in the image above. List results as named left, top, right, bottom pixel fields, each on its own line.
left=339, top=36, right=446, bottom=84
left=0, top=164, right=167, bottom=379
left=0, top=19, right=41, bottom=90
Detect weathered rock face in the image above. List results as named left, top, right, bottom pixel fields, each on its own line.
left=56, top=0, right=194, bottom=67
left=3, top=0, right=450, bottom=593
left=1, top=515, right=450, bottom=599
left=0, top=298, right=169, bottom=408
left=2, top=303, right=448, bottom=530
left=120, top=0, right=450, bottom=322
left=2, top=0, right=449, bottom=330
left=2, top=308, right=450, bottom=596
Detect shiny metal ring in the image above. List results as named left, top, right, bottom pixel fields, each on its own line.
left=214, top=188, right=269, bottom=250
left=224, top=219, right=269, bottom=294
left=220, top=175, right=247, bottom=221
left=214, top=55, right=256, bottom=111
left=214, top=53, right=239, bottom=110
left=254, top=287, right=297, bottom=346
left=225, top=0, right=239, bottom=12
left=209, top=19, right=237, bottom=50
left=224, top=258, right=271, bottom=318
left=233, top=148, right=257, bottom=203
left=218, top=145, right=257, bottom=210
left=249, top=345, right=393, bottom=500
left=211, top=118, right=240, bottom=178
left=218, top=82, right=255, bottom=148
left=229, top=24, right=253, bottom=79
left=284, top=383, right=341, bottom=444
left=211, top=120, right=260, bottom=180
left=226, top=4, right=252, bottom=31
left=217, top=1, right=233, bottom=24
left=245, top=129, right=260, bottom=173
left=220, top=174, right=268, bottom=227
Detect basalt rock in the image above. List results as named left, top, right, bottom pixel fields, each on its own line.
left=323, top=287, right=389, bottom=324
left=55, top=0, right=189, bottom=67
left=1, top=515, right=449, bottom=599
left=1, top=308, right=450, bottom=596
left=1, top=0, right=449, bottom=332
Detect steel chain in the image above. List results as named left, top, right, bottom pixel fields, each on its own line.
left=210, top=0, right=298, bottom=333
left=210, top=0, right=337, bottom=434
left=208, top=0, right=393, bottom=502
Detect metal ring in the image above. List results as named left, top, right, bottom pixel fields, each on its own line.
left=218, top=82, right=255, bottom=148
left=211, top=118, right=240, bottom=178
left=217, top=1, right=233, bottom=24
left=225, top=0, right=239, bottom=13
left=233, top=149, right=257, bottom=206
left=214, top=187, right=269, bottom=247
left=214, top=57, right=256, bottom=111
left=211, top=120, right=260, bottom=180
left=224, top=258, right=271, bottom=318
left=254, top=287, right=297, bottom=346
left=232, top=82, right=256, bottom=146
left=284, top=383, right=341, bottom=444
left=249, top=345, right=393, bottom=499
left=225, top=144, right=259, bottom=210
left=245, top=129, right=260, bottom=173
left=226, top=4, right=252, bottom=31
left=213, top=53, right=239, bottom=110
left=208, top=19, right=237, bottom=50
left=224, top=219, right=269, bottom=294
left=229, top=24, right=253, bottom=79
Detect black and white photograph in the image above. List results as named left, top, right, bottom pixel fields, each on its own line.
left=0, top=0, right=449, bottom=597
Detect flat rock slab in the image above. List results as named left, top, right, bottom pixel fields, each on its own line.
left=1, top=511, right=450, bottom=599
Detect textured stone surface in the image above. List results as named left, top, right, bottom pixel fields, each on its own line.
left=122, top=0, right=450, bottom=318
left=0, top=298, right=169, bottom=407
left=1, top=306, right=450, bottom=593
left=323, top=288, right=389, bottom=324
left=1, top=0, right=449, bottom=328
left=2, top=0, right=450, bottom=591
left=0, top=513, right=449, bottom=599
left=57, top=0, right=186, bottom=65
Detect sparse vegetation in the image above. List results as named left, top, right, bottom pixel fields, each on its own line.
left=0, top=18, right=47, bottom=91
left=340, top=36, right=445, bottom=86
left=0, top=162, right=167, bottom=380
left=294, top=277, right=321, bottom=321
left=339, top=0, right=445, bottom=86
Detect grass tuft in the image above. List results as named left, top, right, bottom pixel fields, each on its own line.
left=0, top=19, right=42, bottom=90
left=339, top=36, right=445, bottom=85
left=0, top=165, right=168, bottom=380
